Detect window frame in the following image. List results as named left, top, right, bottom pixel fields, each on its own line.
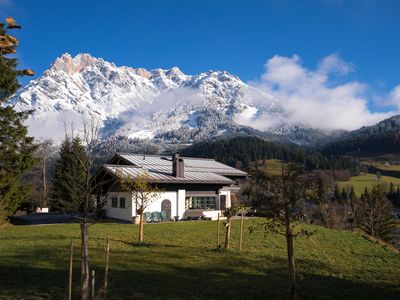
left=119, top=197, right=126, bottom=208
left=111, top=197, right=118, bottom=208
left=185, top=196, right=216, bottom=210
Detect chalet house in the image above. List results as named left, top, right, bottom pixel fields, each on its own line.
left=93, top=153, right=247, bottom=222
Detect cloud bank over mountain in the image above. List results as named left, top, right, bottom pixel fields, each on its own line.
left=249, top=54, right=395, bottom=131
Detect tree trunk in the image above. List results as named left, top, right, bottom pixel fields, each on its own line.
left=239, top=212, right=244, bottom=251
left=43, top=157, right=47, bottom=207
left=80, top=222, right=90, bottom=300
left=103, top=238, right=110, bottom=296
left=285, top=215, right=298, bottom=300
left=139, top=211, right=144, bottom=242
left=224, top=218, right=231, bottom=249
left=68, top=241, right=73, bottom=300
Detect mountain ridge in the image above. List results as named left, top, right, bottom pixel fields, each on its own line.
left=10, top=53, right=351, bottom=146
left=321, top=114, right=400, bottom=156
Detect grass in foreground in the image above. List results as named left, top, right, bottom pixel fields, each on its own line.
left=338, top=173, right=400, bottom=196
left=0, top=220, right=399, bottom=299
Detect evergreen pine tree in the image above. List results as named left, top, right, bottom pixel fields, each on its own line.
left=52, top=136, right=87, bottom=212
left=334, top=184, right=342, bottom=202
left=395, top=186, right=400, bottom=208
left=341, top=188, right=348, bottom=203
left=0, top=18, right=36, bottom=222
left=360, top=184, right=395, bottom=241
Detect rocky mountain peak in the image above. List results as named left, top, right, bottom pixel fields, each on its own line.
left=10, top=52, right=297, bottom=143
left=50, top=53, right=104, bottom=74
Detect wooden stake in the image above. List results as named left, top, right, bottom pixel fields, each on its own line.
left=91, top=270, right=95, bottom=299
left=217, top=213, right=220, bottom=248
left=239, top=212, right=244, bottom=251
left=103, top=237, right=110, bottom=296
left=224, top=218, right=231, bottom=249
left=68, top=241, right=73, bottom=300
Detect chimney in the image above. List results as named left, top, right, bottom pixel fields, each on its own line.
left=172, top=153, right=184, bottom=178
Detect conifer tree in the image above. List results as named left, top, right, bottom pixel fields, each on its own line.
left=334, top=184, right=342, bottom=202
left=52, top=136, right=87, bottom=212
left=360, top=184, right=395, bottom=241
left=0, top=18, right=36, bottom=222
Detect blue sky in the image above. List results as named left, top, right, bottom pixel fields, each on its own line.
left=1, top=0, right=400, bottom=124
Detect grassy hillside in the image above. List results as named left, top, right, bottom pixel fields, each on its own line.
left=338, top=173, right=400, bottom=196
left=251, top=159, right=286, bottom=175
left=0, top=220, right=399, bottom=299
left=360, top=160, right=400, bottom=172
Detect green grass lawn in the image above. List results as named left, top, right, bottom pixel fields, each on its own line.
left=338, top=173, right=400, bottom=196
left=0, top=220, right=399, bottom=299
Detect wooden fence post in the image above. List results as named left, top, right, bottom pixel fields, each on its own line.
left=217, top=213, right=220, bottom=248
left=104, top=237, right=110, bottom=296
left=224, top=218, right=231, bottom=249
left=68, top=241, right=73, bottom=300
left=239, top=212, right=244, bottom=251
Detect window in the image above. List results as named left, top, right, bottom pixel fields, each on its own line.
left=119, top=197, right=126, bottom=208
left=111, top=197, right=118, bottom=208
left=185, top=196, right=216, bottom=210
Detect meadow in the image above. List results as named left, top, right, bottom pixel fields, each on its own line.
left=360, top=159, right=400, bottom=172
left=0, top=219, right=399, bottom=299
left=338, top=173, right=400, bottom=196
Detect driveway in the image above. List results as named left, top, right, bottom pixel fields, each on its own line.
left=10, top=212, right=77, bottom=225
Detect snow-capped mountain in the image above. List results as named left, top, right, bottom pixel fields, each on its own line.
left=10, top=53, right=308, bottom=143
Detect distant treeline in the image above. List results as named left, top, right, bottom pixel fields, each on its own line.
left=181, top=136, right=359, bottom=171
left=321, top=115, right=400, bottom=157
left=322, top=134, right=400, bottom=157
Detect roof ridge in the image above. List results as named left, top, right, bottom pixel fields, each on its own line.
left=104, top=164, right=142, bottom=168
left=116, top=153, right=216, bottom=161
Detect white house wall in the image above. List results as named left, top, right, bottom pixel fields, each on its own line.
left=105, top=189, right=232, bottom=222
left=145, top=191, right=178, bottom=219
left=105, top=192, right=134, bottom=222
left=177, top=189, right=186, bottom=219
left=219, top=190, right=231, bottom=208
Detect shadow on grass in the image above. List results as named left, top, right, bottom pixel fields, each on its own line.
left=0, top=245, right=398, bottom=300
left=0, top=263, right=398, bottom=300
left=114, top=238, right=184, bottom=249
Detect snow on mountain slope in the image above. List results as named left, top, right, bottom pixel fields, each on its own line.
left=10, top=53, right=289, bottom=142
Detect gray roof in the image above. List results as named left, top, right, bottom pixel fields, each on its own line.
left=104, top=164, right=234, bottom=185
left=117, top=153, right=248, bottom=177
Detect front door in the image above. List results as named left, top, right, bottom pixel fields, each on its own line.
left=161, top=199, right=171, bottom=220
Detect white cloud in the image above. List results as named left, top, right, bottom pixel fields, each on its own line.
left=386, top=85, right=400, bottom=111
left=250, top=54, right=394, bottom=131
left=26, top=110, right=87, bottom=143
left=133, top=87, right=205, bottom=116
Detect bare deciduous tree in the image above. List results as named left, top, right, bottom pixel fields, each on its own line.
left=250, top=163, right=315, bottom=300
left=118, top=171, right=160, bottom=243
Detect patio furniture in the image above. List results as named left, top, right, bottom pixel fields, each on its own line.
left=144, top=212, right=152, bottom=223
left=151, top=211, right=162, bottom=222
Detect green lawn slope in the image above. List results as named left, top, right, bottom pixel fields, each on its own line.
left=338, top=173, right=400, bottom=196
left=0, top=220, right=399, bottom=299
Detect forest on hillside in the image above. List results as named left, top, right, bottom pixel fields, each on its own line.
left=181, top=136, right=360, bottom=171
left=322, top=115, right=400, bottom=157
